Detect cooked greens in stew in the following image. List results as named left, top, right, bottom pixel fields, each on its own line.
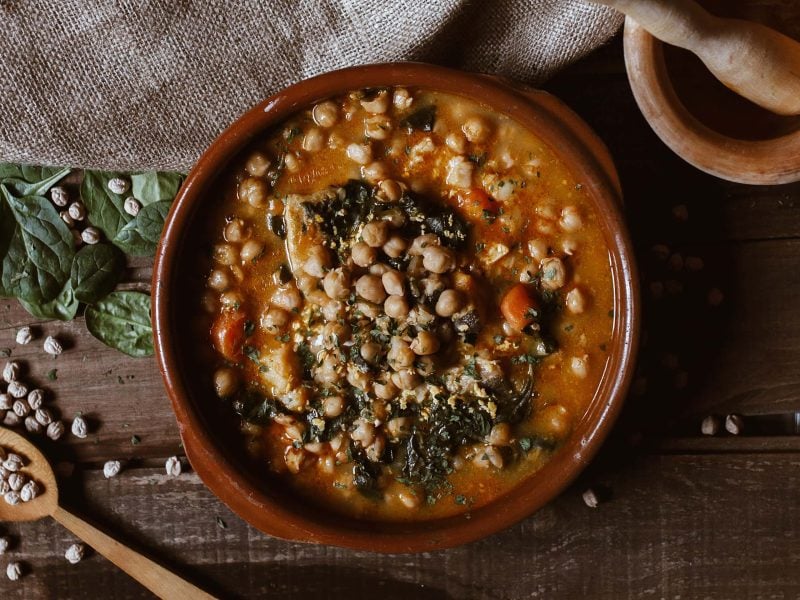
left=197, top=87, right=614, bottom=520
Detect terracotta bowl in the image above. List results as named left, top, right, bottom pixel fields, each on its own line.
left=152, top=62, right=640, bottom=553
left=624, top=15, right=800, bottom=185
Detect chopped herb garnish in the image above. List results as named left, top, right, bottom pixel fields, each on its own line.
left=131, top=435, right=141, bottom=445
left=455, top=494, right=467, bottom=505
left=244, top=320, right=255, bottom=338
left=46, top=368, right=58, bottom=381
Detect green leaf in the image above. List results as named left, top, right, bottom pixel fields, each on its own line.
left=81, top=170, right=133, bottom=240
left=0, top=185, right=75, bottom=303
left=18, top=282, right=79, bottom=321
left=112, top=201, right=171, bottom=257
left=70, top=243, right=125, bottom=305
left=85, top=291, right=154, bottom=357
left=2, top=166, right=71, bottom=197
left=131, top=172, right=182, bottom=206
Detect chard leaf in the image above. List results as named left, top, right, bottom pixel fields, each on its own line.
left=0, top=185, right=75, bottom=303
left=81, top=170, right=133, bottom=240
left=70, top=243, right=125, bottom=304
left=131, top=172, right=183, bottom=206
left=112, top=201, right=171, bottom=257
left=2, top=166, right=71, bottom=197
left=85, top=291, right=153, bottom=357
left=19, top=282, right=79, bottom=321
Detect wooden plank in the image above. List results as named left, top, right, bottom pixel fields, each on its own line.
left=2, top=453, right=800, bottom=599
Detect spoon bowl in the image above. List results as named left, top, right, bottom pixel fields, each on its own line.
left=0, top=426, right=58, bottom=522
left=0, top=426, right=214, bottom=598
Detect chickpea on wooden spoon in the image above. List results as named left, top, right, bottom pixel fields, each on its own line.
left=0, top=427, right=215, bottom=598
left=590, top=0, right=800, bottom=116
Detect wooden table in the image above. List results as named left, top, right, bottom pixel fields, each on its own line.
left=3, top=38, right=800, bottom=599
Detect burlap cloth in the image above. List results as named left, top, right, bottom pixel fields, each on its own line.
left=0, top=1, right=622, bottom=172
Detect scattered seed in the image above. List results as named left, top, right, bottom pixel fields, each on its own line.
left=0, top=536, right=9, bottom=554
left=81, top=227, right=101, bottom=245
left=103, top=460, right=121, bottom=479
left=15, top=327, right=32, bottom=345
left=215, top=516, right=227, bottom=529
left=20, top=480, right=38, bottom=502
left=3, top=412, right=21, bottom=427
left=701, top=415, right=719, bottom=436
left=43, top=336, right=63, bottom=356
left=35, top=408, right=53, bottom=426
left=0, top=394, right=11, bottom=411
left=649, top=281, right=664, bottom=299
left=165, top=456, right=182, bottom=477
left=24, top=415, right=43, bottom=434
left=71, top=416, right=88, bottom=439
left=12, top=400, right=29, bottom=418
left=67, top=202, right=86, bottom=221
left=672, top=204, right=689, bottom=222
left=123, top=197, right=141, bottom=216
left=685, top=256, right=704, bottom=271
left=130, top=435, right=141, bottom=445
left=6, top=561, right=22, bottom=581
left=50, top=186, right=69, bottom=207
left=60, top=211, right=75, bottom=228
left=7, top=381, right=27, bottom=399
left=725, top=414, right=744, bottom=435
left=4, top=491, right=21, bottom=505
left=582, top=488, right=599, bottom=508
left=651, top=244, right=670, bottom=260
left=108, top=177, right=130, bottom=195
left=708, top=287, right=724, bottom=307
left=2, top=454, right=23, bottom=472
left=667, top=253, right=684, bottom=272
left=46, top=420, right=65, bottom=441
left=65, top=543, right=84, bottom=565
left=2, top=361, right=19, bottom=383
left=7, top=473, right=26, bottom=491
left=27, top=389, right=44, bottom=410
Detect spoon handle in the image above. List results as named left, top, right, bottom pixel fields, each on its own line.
left=52, top=505, right=216, bottom=599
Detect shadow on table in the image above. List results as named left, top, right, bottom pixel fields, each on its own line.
left=204, top=563, right=453, bottom=600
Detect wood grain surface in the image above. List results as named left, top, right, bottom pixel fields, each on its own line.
left=2, top=36, right=800, bottom=599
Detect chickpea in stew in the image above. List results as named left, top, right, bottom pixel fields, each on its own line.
left=199, top=87, right=614, bottom=521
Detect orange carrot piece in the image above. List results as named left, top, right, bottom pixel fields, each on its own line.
left=500, top=284, right=539, bottom=331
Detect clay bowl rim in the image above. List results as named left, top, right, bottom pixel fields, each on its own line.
left=152, top=61, right=640, bottom=553
left=623, top=17, right=800, bottom=185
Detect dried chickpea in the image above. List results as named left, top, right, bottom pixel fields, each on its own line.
left=381, top=270, right=405, bottom=296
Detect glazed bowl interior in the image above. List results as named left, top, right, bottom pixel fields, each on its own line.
left=153, top=62, right=639, bottom=552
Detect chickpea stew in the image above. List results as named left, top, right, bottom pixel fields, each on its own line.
left=199, top=87, right=614, bottom=521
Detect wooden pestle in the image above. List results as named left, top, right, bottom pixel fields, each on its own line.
left=590, top=0, right=800, bottom=116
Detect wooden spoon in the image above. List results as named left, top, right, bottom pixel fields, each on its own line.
left=0, top=427, right=215, bottom=599
left=589, top=0, right=800, bottom=116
